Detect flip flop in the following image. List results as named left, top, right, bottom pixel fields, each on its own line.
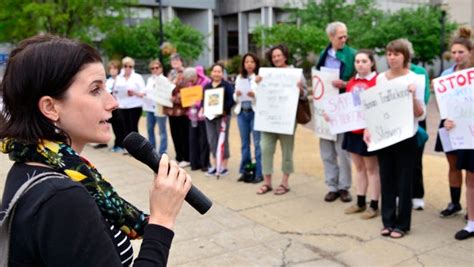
left=274, top=184, right=290, bottom=195
left=381, top=227, right=392, bottom=237
left=256, top=184, right=273, bottom=195
left=390, top=228, right=406, bottom=239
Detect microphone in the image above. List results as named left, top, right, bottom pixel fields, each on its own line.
left=123, top=132, right=212, bottom=215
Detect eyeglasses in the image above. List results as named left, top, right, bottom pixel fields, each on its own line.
left=338, top=35, right=348, bottom=40
left=150, top=66, right=161, bottom=70
left=124, top=65, right=134, bottom=69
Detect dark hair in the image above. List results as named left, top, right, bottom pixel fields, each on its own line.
left=355, top=49, right=377, bottom=72
left=266, top=44, right=290, bottom=67
left=386, top=39, right=410, bottom=68
left=240, top=52, right=260, bottom=78
left=210, top=62, right=225, bottom=72
left=0, top=34, right=102, bottom=144
left=450, top=27, right=472, bottom=51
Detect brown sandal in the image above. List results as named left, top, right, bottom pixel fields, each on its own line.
left=256, top=184, right=273, bottom=195
left=274, top=184, right=290, bottom=195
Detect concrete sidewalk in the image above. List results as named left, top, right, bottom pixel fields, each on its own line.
left=1, top=105, right=473, bottom=266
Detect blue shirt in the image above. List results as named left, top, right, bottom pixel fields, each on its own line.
left=324, top=49, right=341, bottom=70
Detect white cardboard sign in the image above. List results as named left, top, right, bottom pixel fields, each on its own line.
left=360, top=80, right=414, bottom=152
left=254, top=67, right=302, bottom=135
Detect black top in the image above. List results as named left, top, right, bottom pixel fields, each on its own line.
left=1, top=163, right=174, bottom=267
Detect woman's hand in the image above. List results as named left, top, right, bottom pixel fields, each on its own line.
left=444, top=119, right=455, bottom=130
left=148, top=154, right=192, bottom=230
left=247, top=91, right=255, bottom=98
left=235, top=90, right=242, bottom=97
left=322, top=112, right=331, bottom=122
left=363, top=129, right=371, bottom=145
left=297, top=81, right=304, bottom=96
left=408, top=84, right=416, bottom=96
left=332, top=79, right=345, bottom=89
left=255, top=75, right=262, bottom=84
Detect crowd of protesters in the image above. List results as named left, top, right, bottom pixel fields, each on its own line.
left=92, top=22, right=473, bottom=241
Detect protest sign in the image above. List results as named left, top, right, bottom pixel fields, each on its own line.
left=180, top=85, right=203, bottom=107
left=360, top=79, right=414, bottom=152
left=203, top=87, right=224, bottom=120
left=311, top=68, right=338, bottom=140
left=235, top=78, right=252, bottom=102
left=324, top=92, right=366, bottom=134
left=438, top=128, right=455, bottom=152
left=146, top=76, right=174, bottom=107
left=433, top=67, right=474, bottom=119
left=254, top=67, right=301, bottom=135
left=446, top=99, right=474, bottom=149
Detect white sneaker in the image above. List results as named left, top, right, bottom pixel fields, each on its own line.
left=178, top=161, right=190, bottom=168
left=412, top=198, right=424, bottom=210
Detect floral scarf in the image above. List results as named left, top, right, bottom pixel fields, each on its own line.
left=0, top=139, right=148, bottom=239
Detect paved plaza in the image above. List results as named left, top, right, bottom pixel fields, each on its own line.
left=1, top=97, right=473, bottom=266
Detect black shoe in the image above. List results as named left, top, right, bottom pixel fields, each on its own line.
left=324, top=191, right=340, bottom=202
left=237, top=175, right=245, bottom=182
left=454, top=229, right=474, bottom=240
left=252, top=176, right=263, bottom=184
left=440, top=203, right=462, bottom=217
left=339, top=190, right=352, bottom=202
left=93, top=144, right=108, bottom=149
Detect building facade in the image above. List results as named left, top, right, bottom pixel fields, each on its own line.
left=135, top=0, right=473, bottom=67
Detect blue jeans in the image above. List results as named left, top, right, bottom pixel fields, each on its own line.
left=237, top=111, right=262, bottom=177
left=146, top=112, right=168, bottom=155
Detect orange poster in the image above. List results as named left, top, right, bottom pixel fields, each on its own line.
left=180, top=85, right=203, bottom=107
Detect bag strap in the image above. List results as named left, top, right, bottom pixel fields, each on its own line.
left=0, top=171, right=68, bottom=267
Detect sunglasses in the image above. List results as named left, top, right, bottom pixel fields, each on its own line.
left=150, top=66, right=161, bottom=70
left=124, top=65, right=134, bottom=69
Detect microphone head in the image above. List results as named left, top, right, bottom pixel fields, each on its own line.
left=123, top=132, right=159, bottom=171
left=123, top=132, right=153, bottom=155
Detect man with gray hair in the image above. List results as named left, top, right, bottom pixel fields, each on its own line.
left=316, top=21, right=356, bottom=203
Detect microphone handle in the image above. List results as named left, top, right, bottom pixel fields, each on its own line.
left=148, top=155, right=212, bottom=215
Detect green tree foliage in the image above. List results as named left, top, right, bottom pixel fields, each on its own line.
left=369, top=6, right=457, bottom=65
left=255, top=0, right=456, bottom=67
left=103, top=18, right=205, bottom=63
left=252, top=24, right=327, bottom=65
left=0, top=0, right=133, bottom=43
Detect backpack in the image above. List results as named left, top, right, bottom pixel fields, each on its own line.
left=0, top=172, right=68, bottom=267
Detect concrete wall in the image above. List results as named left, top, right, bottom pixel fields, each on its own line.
left=175, top=8, right=214, bottom=66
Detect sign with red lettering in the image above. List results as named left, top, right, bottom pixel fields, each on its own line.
left=324, top=92, right=366, bottom=134
left=310, top=68, right=338, bottom=140
left=433, top=67, right=474, bottom=119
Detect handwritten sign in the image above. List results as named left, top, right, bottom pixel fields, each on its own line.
left=254, top=67, right=302, bottom=135
left=438, top=128, right=455, bottom=152
left=235, top=78, right=252, bottom=102
left=433, top=67, right=474, bottom=119
left=360, top=79, right=414, bottom=152
left=311, top=68, right=338, bottom=140
left=446, top=99, right=474, bottom=149
left=203, top=87, right=224, bottom=120
left=146, top=75, right=174, bottom=107
left=324, top=92, right=366, bottom=134
left=180, top=85, right=203, bottom=107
